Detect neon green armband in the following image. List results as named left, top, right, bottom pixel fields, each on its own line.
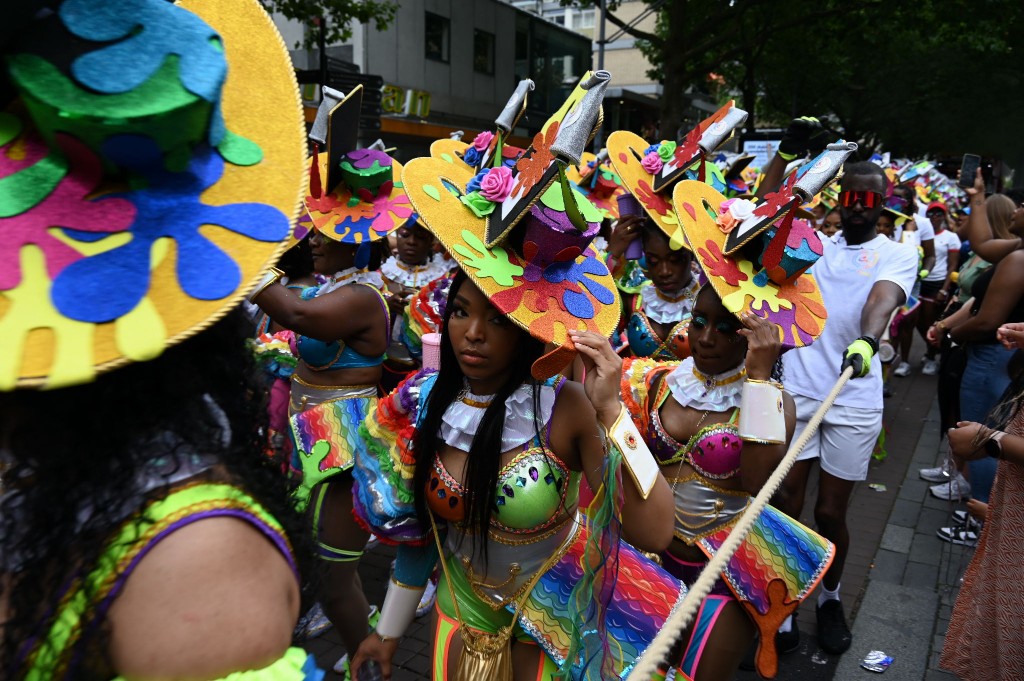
left=113, top=648, right=320, bottom=681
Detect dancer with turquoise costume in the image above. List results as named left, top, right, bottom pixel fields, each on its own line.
left=620, top=168, right=844, bottom=680
left=605, top=104, right=747, bottom=361
left=339, top=72, right=685, bottom=681
left=250, top=85, right=407, bottom=669
left=0, top=0, right=319, bottom=678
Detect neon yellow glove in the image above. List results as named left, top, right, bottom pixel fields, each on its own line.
left=841, top=336, right=877, bottom=378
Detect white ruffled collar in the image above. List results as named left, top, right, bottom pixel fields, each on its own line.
left=639, top=279, right=699, bottom=325
left=665, top=357, right=746, bottom=412
left=439, top=381, right=556, bottom=452
left=380, top=254, right=450, bottom=288
left=316, top=267, right=383, bottom=296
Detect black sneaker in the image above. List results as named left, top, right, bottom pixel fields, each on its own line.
left=776, top=617, right=800, bottom=654
left=816, top=600, right=852, bottom=654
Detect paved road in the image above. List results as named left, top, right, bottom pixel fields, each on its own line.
left=307, top=348, right=967, bottom=679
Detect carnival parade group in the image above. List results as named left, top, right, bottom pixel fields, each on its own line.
left=4, top=2, right=1023, bottom=680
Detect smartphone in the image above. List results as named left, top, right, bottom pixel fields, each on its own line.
left=958, top=154, right=981, bottom=188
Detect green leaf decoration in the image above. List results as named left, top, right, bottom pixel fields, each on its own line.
left=451, top=229, right=523, bottom=285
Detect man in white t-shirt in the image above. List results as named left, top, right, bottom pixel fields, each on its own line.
left=776, top=162, right=918, bottom=656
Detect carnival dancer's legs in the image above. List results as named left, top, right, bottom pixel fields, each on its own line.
left=659, top=551, right=755, bottom=681
left=311, top=478, right=372, bottom=658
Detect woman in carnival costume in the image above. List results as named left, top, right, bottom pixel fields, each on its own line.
left=379, top=218, right=454, bottom=392
left=340, top=72, right=686, bottom=680
left=604, top=105, right=746, bottom=361
left=250, top=86, right=408, bottom=664
left=0, top=0, right=320, bottom=678
left=620, top=174, right=839, bottom=680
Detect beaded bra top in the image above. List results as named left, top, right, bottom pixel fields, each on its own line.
left=425, top=377, right=580, bottom=534
left=646, top=376, right=743, bottom=479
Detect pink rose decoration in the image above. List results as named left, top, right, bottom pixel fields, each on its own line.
left=641, top=151, right=663, bottom=175
left=479, top=166, right=514, bottom=202
left=472, top=131, right=494, bottom=151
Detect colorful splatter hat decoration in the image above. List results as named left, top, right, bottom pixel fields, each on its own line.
left=672, top=179, right=828, bottom=350
left=428, top=79, right=533, bottom=174
left=303, top=86, right=412, bottom=256
left=402, top=71, right=620, bottom=379
left=882, top=195, right=914, bottom=229
left=566, top=149, right=628, bottom=219
left=0, top=0, right=306, bottom=390
left=607, top=101, right=747, bottom=250
left=718, top=141, right=858, bottom=256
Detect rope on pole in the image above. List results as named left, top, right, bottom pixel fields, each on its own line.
left=626, top=366, right=855, bottom=680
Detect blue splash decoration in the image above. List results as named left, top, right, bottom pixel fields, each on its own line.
left=52, top=136, right=288, bottom=323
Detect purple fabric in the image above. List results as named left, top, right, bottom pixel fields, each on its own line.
left=345, top=148, right=392, bottom=170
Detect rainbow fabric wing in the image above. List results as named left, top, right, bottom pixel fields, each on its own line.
left=517, top=519, right=686, bottom=679
left=289, top=396, right=375, bottom=510
left=699, top=504, right=834, bottom=615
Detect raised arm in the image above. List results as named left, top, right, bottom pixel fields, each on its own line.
left=950, top=252, right=1024, bottom=344
left=568, top=331, right=675, bottom=552
left=963, top=168, right=1021, bottom=263
left=253, top=282, right=383, bottom=343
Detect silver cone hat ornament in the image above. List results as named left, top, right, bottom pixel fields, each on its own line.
left=482, top=69, right=610, bottom=247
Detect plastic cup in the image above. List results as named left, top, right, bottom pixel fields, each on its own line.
left=421, top=332, right=442, bottom=370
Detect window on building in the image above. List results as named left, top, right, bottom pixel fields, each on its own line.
left=425, top=12, right=450, bottom=63
left=570, top=9, right=595, bottom=30
left=474, top=30, right=495, bottom=75
left=552, top=14, right=565, bottom=26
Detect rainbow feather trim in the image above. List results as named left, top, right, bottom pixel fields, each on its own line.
left=699, top=504, right=834, bottom=615
left=289, top=395, right=375, bottom=511
left=517, top=519, right=686, bottom=679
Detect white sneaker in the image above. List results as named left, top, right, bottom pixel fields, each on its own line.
left=922, top=358, right=939, bottom=376
left=893, top=361, right=912, bottom=377
left=416, top=576, right=439, bottom=618
left=920, top=461, right=952, bottom=482
left=295, top=602, right=333, bottom=640
left=930, top=473, right=970, bottom=501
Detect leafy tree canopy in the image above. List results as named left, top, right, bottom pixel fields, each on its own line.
left=563, top=0, right=1024, bottom=162
left=260, top=0, right=397, bottom=48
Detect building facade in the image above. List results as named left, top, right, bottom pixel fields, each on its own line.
left=273, top=0, right=593, bottom=158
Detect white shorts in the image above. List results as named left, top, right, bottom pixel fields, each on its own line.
left=792, top=394, right=883, bottom=481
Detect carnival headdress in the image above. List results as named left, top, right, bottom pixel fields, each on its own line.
left=403, top=71, right=619, bottom=379
left=672, top=143, right=858, bottom=350
left=304, top=85, right=412, bottom=264
left=1, top=0, right=306, bottom=389
left=607, top=102, right=746, bottom=250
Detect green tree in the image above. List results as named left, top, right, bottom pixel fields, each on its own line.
left=259, top=0, right=397, bottom=48
left=564, top=0, right=880, bottom=134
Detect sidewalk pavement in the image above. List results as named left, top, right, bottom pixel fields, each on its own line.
left=308, top=353, right=968, bottom=680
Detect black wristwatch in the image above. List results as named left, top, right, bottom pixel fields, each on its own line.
left=857, top=335, right=880, bottom=354
left=986, top=431, right=1006, bottom=459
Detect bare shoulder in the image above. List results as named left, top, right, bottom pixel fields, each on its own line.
left=106, top=516, right=300, bottom=678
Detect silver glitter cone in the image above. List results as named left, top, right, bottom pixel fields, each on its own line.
left=793, top=141, right=859, bottom=200
left=309, top=85, right=346, bottom=145
left=549, top=71, right=611, bottom=166
left=495, top=79, right=535, bottom=134
left=698, top=106, right=748, bottom=154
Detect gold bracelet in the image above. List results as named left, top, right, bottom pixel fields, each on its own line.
left=247, top=267, right=284, bottom=303
left=744, top=377, right=783, bottom=390
left=376, top=631, right=398, bottom=644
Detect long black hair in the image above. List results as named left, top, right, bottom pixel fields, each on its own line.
left=0, top=309, right=309, bottom=679
left=411, top=270, right=545, bottom=561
